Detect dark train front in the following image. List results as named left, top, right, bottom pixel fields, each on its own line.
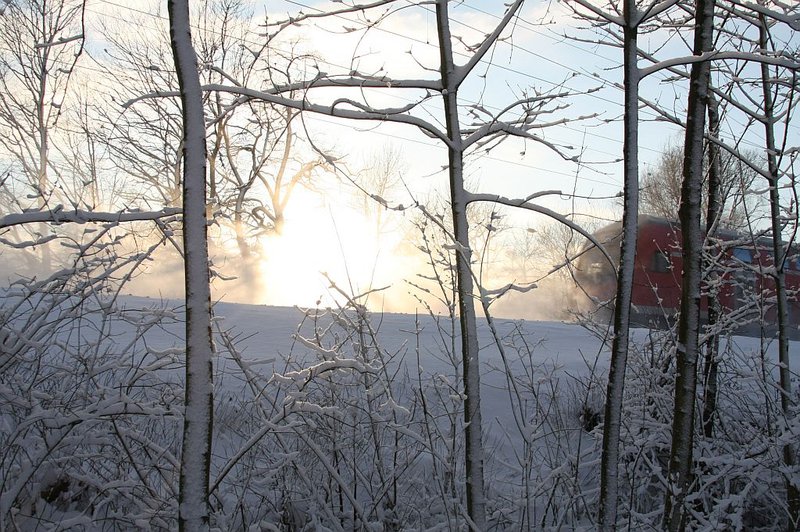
left=573, top=215, right=800, bottom=338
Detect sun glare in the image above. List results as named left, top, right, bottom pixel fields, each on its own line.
left=255, top=188, right=406, bottom=309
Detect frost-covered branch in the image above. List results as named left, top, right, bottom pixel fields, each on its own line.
left=0, top=207, right=180, bottom=230
left=640, top=50, right=800, bottom=79
left=464, top=191, right=616, bottom=268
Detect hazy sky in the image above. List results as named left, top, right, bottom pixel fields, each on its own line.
left=16, top=0, right=796, bottom=317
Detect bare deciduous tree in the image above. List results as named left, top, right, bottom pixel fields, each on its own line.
left=641, top=141, right=759, bottom=229
left=100, top=1, right=332, bottom=298
left=756, top=9, right=799, bottom=527
left=0, top=0, right=86, bottom=271
left=664, top=0, right=715, bottom=529
left=200, top=0, right=604, bottom=524
left=562, top=1, right=681, bottom=527
left=167, top=0, right=214, bottom=528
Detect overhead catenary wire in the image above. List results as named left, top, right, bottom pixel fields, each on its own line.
left=5, top=0, right=791, bottom=187
left=77, top=0, right=627, bottom=188
left=89, top=0, right=652, bottom=158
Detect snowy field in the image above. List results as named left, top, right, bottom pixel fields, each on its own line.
left=200, top=297, right=796, bottom=442
left=2, top=292, right=797, bottom=529
left=140, top=296, right=800, bottom=527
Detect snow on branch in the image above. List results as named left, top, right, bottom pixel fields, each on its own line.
left=640, top=50, right=800, bottom=79
left=465, top=191, right=616, bottom=269
left=271, top=346, right=378, bottom=386
left=263, top=0, right=398, bottom=38
left=568, top=0, right=680, bottom=28
left=463, top=86, right=600, bottom=155
left=564, top=0, right=624, bottom=26
left=330, top=96, right=417, bottom=115
left=479, top=280, right=537, bottom=304
left=726, top=0, right=800, bottom=31
left=453, top=0, right=524, bottom=88
left=0, top=234, right=59, bottom=248
left=636, top=0, right=681, bottom=25
left=465, top=121, right=582, bottom=161
left=34, top=33, right=84, bottom=49
left=122, top=72, right=441, bottom=110
left=294, top=73, right=442, bottom=92
left=0, top=207, right=181, bottom=230
left=635, top=45, right=779, bottom=125
left=202, top=83, right=451, bottom=147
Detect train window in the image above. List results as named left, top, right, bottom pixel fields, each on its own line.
left=733, top=248, right=752, bottom=264
left=652, top=250, right=670, bottom=273
left=753, top=250, right=773, bottom=263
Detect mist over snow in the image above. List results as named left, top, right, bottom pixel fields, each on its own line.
left=2, top=0, right=799, bottom=528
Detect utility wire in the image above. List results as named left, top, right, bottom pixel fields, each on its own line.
left=31, top=0, right=795, bottom=177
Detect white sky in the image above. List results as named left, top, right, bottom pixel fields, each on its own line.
left=9, top=0, right=796, bottom=316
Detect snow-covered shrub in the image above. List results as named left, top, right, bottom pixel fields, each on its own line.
left=479, top=321, right=602, bottom=529
left=0, top=232, right=185, bottom=530
left=207, top=295, right=448, bottom=529
left=602, top=322, right=799, bottom=531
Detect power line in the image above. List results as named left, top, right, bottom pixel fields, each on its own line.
left=63, top=1, right=800, bottom=176
left=89, top=0, right=647, bottom=172
left=5, top=0, right=789, bottom=182
left=307, top=112, right=623, bottom=189
left=270, top=0, right=794, bottom=154
left=87, top=0, right=635, bottom=167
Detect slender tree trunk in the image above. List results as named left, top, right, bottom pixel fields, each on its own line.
left=169, top=0, right=214, bottom=529
left=664, top=1, right=715, bottom=530
left=435, top=1, right=485, bottom=527
left=701, top=93, right=721, bottom=439
left=598, top=2, right=639, bottom=528
left=758, top=15, right=799, bottom=530
left=233, top=207, right=251, bottom=260
left=37, top=41, right=51, bottom=271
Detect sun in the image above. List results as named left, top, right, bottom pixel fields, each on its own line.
left=255, top=188, right=404, bottom=309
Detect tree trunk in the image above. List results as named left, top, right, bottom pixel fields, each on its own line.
left=664, top=1, right=715, bottom=530
left=169, top=0, right=215, bottom=529
left=701, top=92, right=721, bottom=439
left=598, top=1, right=639, bottom=528
left=758, top=15, right=799, bottom=530
left=435, top=1, right=485, bottom=527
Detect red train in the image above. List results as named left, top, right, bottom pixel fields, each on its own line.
left=574, top=216, right=800, bottom=338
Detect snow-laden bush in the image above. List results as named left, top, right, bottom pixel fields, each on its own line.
left=605, top=326, right=799, bottom=531
left=0, top=251, right=185, bottom=529
left=1, top=232, right=796, bottom=530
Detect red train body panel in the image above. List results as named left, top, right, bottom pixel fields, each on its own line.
left=575, top=216, right=800, bottom=337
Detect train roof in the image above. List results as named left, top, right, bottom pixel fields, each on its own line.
left=593, top=214, right=795, bottom=251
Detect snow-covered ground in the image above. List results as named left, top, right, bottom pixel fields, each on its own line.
left=202, top=297, right=793, bottom=413
left=3, top=292, right=797, bottom=529
left=213, top=298, right=609, bottom=449
left=117, top=295, right=794, bottom=464
left=127, top=295, right=614, bottom=443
